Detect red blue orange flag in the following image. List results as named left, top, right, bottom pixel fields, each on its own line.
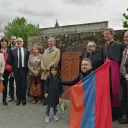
left=69, top=62, right=112, bottom=128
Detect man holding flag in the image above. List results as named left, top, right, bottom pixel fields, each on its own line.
left=62, top=58, right=92, bottom=86
left=63, top=58, right=112, bottom=128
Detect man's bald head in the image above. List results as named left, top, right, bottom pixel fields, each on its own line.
left=87, top=41, right=96, bottom=53
left=124, top=31, right=128, bottom=45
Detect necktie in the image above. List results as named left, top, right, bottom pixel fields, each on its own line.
left=49, top=47, right=52, bottom=53
left=19, top=48, right=22, bottom=68
left=120, top=47, right=128, bottom=72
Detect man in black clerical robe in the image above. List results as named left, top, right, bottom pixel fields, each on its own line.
left=82, top=41, right=102, bottom=71
left=101, top=28, right=124, bottom=121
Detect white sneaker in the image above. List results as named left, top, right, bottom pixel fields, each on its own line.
left=53, top=115, right=59, bottom=121
left=45, top=116, right=50, bottom=123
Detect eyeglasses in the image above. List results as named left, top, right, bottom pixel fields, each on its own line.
left=17, top=41, right=23, bottom=42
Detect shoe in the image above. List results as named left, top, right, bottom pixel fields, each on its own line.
left=32, top=100, right=37, bottom=104
left=118, top=115, right=126, bottom=121
left=16, top=100, right=21, bottom=106
left=45, top=116, right=50, bottom=123
left=119, top=117, right=128, bottom=124
left=53, top=115, right=59, bottom=121
left=22, top=100, right=26, bottom=106
left=37, top=100, right=41, bottom=104
left=3, top=100, right=8, bottom=106
left=8, top=98, right=14, bottom=102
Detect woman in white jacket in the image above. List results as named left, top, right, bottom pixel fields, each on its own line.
left=0, top=53, right=5, bottom=78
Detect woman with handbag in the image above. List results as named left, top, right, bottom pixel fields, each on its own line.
left=28, top=45, right=42, bottom=104
left=0, top=38, right=12, bottom=105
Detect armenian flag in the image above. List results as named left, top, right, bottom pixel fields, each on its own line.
left=69, top=62, right=112, bottom=128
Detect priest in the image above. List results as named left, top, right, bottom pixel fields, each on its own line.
left=101, top=28, right=124, bottom=121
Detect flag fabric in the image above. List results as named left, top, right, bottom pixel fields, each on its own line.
left=69, top=62, right=112, bottom=128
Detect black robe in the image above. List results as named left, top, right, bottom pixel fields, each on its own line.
left=101, top=41, right=124, bottom=120
left=82, top=50, right=102, bottom=71
left=101, top=41, right=124, bottom=62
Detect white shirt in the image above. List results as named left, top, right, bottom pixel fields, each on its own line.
left=17, top=47, right=24, bottom=68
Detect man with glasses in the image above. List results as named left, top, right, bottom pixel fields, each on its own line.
left=11, top=38, right=29, bottom=106
left=82, top=41, right=102, bottom=71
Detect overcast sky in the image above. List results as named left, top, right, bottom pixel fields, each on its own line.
left=0, top=0, right=128, bottom=30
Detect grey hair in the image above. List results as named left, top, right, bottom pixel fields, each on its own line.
left=48, top=37, right=56, bottom=42
left=82, top=58, right=92, bottom=65
left=87, top=41, right=96, bottom=47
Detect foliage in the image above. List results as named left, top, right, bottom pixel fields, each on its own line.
left=4, top=17, right=40, bottom=48
left=122, top=8, right=128, bottom=28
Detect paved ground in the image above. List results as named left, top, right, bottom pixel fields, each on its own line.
left=0, top=94, right=127, bottom=128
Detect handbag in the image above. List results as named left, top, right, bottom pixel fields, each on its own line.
left=30, top=76, right=42, bottom=96
left=5, top=64, right=12, bottom=72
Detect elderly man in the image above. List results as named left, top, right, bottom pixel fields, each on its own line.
left=8, top=36, right=17, bottom=102
left=11, top=38, right=29, bottom=106
left=119, top=31, right=128, bottom=124
left=82, top=41, right=102, bottom=71
left=41, top=37, right=60, bottom=98
left=101, top=28, right=124, bottom=121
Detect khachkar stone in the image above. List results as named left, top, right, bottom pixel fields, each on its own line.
left=61, top=52, right=82, bottom=100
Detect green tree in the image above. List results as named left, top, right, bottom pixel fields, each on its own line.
left=4, top=17, right=40, bottom=48
left=122, top=8, right=128, bottom=28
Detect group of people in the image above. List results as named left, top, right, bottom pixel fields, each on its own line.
left=81, top=29, right=128, bottom=124
left=0, top=28, right=128, bottom=124
left=0, top=36, right=62, bottom=122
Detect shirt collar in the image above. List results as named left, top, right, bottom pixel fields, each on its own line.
left=49, top=46, right=56, bottom=50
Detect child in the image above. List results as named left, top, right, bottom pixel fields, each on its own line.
left=44, top=65, right=63, bottom=123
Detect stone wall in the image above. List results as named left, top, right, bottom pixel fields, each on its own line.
left=40, top=21, right=108, bottom=35
left=28, top=29, right=127, bottom=53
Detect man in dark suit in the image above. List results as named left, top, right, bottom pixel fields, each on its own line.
left=11, top=38, right=29, bottom=106
left=82, top=41, right=102, bottom=71
left=8, top=36, right=17, bottom=102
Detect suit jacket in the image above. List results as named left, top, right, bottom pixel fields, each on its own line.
left=101, top=41, right=124, bottom=62
left=8, top=44, right=16, bottom=50
left=0, top=53, right=5, bottom=75
left=41, top=46, right=60, bottom=80
left=11, top=48, right=29, bottom=73
left=28, top=53, right=42, bottom=76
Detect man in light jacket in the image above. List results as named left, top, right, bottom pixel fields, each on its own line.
left=41, top=37, right=60, bottom=98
